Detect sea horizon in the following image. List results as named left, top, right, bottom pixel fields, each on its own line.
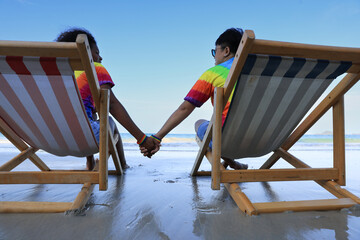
left=2, top=132, right=360, bottom=153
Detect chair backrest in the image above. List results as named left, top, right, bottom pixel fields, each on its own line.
left=0, top=55, right=98, bottom=157
left=221, top=54, right=351, bottom=159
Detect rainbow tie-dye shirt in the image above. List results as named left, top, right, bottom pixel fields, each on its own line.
left=75, top=62, right=115, bottom=120
left=184, top=57, right=234, bottom=124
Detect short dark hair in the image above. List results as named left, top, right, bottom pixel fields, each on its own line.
left=55, top=27, right=97, bottom=46
left=215, top=28, right=243, bottom=54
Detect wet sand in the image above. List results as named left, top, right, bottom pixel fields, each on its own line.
left=0, top=149, right=359, bottom=240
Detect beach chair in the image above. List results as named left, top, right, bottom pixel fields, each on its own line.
left=0, top=35, right=123, bottom=213
left=191, top=30, right=360, bottom=215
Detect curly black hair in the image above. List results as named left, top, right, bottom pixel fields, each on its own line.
left=55, top=27, right=97, bottom=46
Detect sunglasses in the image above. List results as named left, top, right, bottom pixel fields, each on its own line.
left=211, top=46, right=226, bottom=57
left=211, top=49, right=216, bottom=57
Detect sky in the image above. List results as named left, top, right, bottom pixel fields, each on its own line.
left=1, top=0, right=360, bottom=134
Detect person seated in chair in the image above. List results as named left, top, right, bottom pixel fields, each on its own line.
left=143, top=28, right=248, bottom=170
left=56, top=28, right=158, bottom=170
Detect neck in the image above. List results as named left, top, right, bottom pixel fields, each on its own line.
left=223, top=54, right=235, bottom=62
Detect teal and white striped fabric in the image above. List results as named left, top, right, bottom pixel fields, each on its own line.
left=221, top=54, right=351, bottom=159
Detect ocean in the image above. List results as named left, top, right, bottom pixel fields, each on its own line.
left=2, top=133, right=360, bottom=153
left=121, top=133, right=360, bottom=152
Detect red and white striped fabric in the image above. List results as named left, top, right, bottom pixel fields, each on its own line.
left=0, top=56, right=98, bottom=157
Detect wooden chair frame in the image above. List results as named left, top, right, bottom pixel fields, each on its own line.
left=0, top=35, right=123, bottom=213
left=191, top=30, right=360, bottom=215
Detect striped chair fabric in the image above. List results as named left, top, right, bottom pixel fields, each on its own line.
left=0, top=56, right=98, bottom=157
left=221, top=54, right=351, bottom=159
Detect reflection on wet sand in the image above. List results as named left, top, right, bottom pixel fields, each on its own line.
left=0, top=150, right=359, bottom=239
left=191, top=176, right=355, bottom=240
left=261, top=182, right=280, bottom=202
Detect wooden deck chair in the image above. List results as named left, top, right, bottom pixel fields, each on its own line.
left=191, top=30, right=360, bottom=216
left=0, top=34, right=123, bottom=213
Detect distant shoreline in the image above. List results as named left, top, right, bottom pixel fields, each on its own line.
left=2, top=133, right=360, bottom=144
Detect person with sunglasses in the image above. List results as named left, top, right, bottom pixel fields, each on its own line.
left=144, top=28, right=248, bottom=170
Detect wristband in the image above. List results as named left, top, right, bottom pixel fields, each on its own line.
left=150, top=134, right=161, bottom=143
left=137, top=134, right=147, bottom=145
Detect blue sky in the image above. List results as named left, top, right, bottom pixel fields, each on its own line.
left=2, top=0, right=360, bottom=134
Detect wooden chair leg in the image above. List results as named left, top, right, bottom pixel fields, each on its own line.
left=191, top=124, right=212, bottom=176
left=0, top=147, right=38, bottom=171
left=99, top=89, right=109, bottom=191
left=202, top=150, right=258, bottom=215
left=224, top=182, right=257, bottom=215
left=0, top=118, right=49, bottom=171
left=69, top=160, right=100, bottom=212
left=333, top=96, right=345, bottom=186
left=211, top=87, right=223, bottom=190
left=260, top=152, right=281, bottom=169
left=0, top=201, right=73, bottom=213
left=108, top=130, right=123, bottom=175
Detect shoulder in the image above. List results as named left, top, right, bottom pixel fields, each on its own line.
left=219, top=57, right=234, bottom=69
left=94, top=62, right=114, bottom=86
left=94, top=62, right=106, bottom=68
left=200, top=58, right=234, bottom=81
left=211, top=58, right=233, bottom=73
left=94, top=62, right=110, bottom=74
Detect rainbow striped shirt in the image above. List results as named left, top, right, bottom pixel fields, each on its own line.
left=185, top=58, right=234, bottom=124
left=75, top=62, right=114, bottom=120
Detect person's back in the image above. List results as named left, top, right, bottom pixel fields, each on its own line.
left=144, top=28, right=247, bottom=169
left=75, top=61, right=113, bottom=120
left=56, top=27, right=158, bottom=169
left=185, top=56, right=234, bottom=125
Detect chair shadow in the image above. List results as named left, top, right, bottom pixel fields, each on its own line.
left=190, top=176, right=351, bottom=240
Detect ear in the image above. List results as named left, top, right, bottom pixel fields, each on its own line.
left=223, top=46, right=231, bottom=57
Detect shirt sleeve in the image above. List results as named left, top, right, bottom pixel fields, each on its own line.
left=184, top=70, right=214, bottom=107
left=95, top=63, right=115, bottom=88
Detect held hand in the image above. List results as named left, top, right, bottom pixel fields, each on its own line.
left=140, top=137, right=156, bottom=158
left=140, top=145, right=152, bottom=157
left=150, top=140, right=161, bottom=155
left=150, top=135, right=161, bottom=154
left=140, top=146, right=148, bottom=156
left=140, top=137, right=161, bottom=158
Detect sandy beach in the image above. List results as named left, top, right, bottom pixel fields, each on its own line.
left=0, top=142, right=360, bottom=240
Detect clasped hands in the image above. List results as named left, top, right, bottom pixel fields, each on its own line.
left=139, top=136, right=161, bottom=158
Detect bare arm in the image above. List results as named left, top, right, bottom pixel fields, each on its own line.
left=101, top=84, right=156, bottom=153
left=155, top=100, right=196, bottom=139
left=140, top=100, right=195, bottom=156
left=103, top=86, right=143, bottom=140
